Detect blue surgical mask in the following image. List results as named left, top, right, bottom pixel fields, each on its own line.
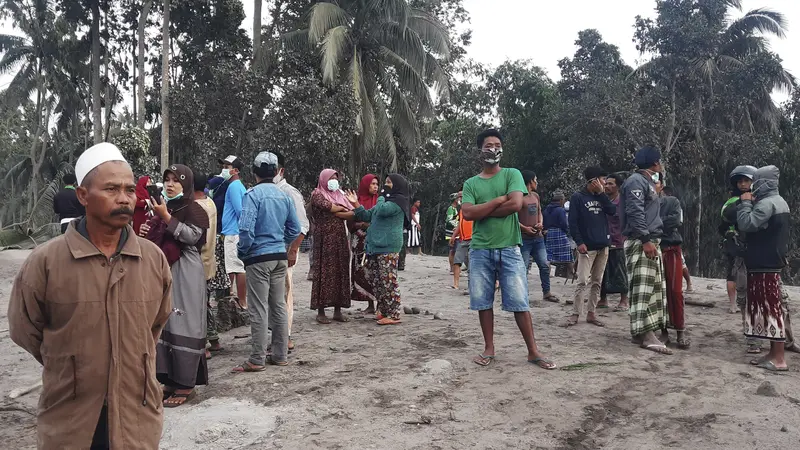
left=219, top=168, right=232, bottom=181
left=163, top=189, right=184, bottom=203
left=327, top=179, right=340, bottom=191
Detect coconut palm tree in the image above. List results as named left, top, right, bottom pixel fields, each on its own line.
left=289, top=0, right=451, bottom=173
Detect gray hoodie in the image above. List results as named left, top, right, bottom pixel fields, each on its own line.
left=737, top=165, right=790, bottom=271
left=620, top=171, right=663, bottom=242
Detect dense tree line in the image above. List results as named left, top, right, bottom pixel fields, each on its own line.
left=2, top=0, right=800, bottom=282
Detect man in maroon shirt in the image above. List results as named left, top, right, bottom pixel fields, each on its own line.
left=599, top=173, right=628, bottom=311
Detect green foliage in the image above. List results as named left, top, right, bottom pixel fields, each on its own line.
left=111, top=127, right=155, bottom=177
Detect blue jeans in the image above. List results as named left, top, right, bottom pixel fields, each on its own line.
left=521, top=238, right=551, bottom=294
left=468, top=247, right=529, bottom=312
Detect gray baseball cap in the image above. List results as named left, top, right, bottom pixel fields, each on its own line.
left=254, top=151, right=278, bottom=168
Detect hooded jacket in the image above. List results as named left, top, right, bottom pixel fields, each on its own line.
left=620, top=171, right=663, bottom=242
left=737, top=165, right=790, bottom=272
left=568, top=189, right=617, bottom=250
left=543, top=201, right=569, bottom=233
left=659, top=195, right=683, bottom=247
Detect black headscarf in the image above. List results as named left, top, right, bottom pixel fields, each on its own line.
left=382, top=173, right=411, bottom=227
left=163, top=164, right=210, bottom=250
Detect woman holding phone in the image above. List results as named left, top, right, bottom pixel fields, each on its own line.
left=141, top=164, right=210, bottom=408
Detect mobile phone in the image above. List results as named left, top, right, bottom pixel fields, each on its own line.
left=146, top=185, right=163, bottom=204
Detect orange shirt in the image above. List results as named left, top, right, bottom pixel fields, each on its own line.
left=458, top=211, right=473, bottom=241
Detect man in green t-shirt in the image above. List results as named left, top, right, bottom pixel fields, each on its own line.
left=461, top=129, right=556, bottom=370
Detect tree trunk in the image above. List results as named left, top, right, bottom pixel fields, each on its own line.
left=692, top=95, right=703, bottom=276
left=253, top=0, right=262, bottom=63
left=28, top=82, right=44, bottom=215
left=91, top=1, right=102, bottom=144
left=160, top=0, right=171, bottom=172
left=137, top=0, right=152, bottom=129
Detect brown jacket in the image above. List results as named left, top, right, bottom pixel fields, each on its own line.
left=8, top=222, right=173, bottom=449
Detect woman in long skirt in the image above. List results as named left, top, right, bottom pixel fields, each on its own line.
left=310, top=169, right=355, bottom=323
left=141, top=164, right=209, bottom=408
left=408, top=200, right=422, bottom=254
left=346, top=174, right=410, bottom=325
left=351, top=174, right=379, bottom=313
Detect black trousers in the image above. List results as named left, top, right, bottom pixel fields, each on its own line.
left=90, top=404, right=109, bottom=449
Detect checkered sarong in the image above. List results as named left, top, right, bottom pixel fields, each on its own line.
left=546, top=228, right=573, bottom=263
left=625, top=239, right=668, bottom=336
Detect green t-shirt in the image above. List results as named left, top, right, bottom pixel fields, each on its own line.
left=462, top=168, right=527, bottom=249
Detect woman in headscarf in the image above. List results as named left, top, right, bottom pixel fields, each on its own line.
left=346, top=174, right=410, bottom=325
left=141, top=164, right=210, bottom=408
left=310, top=169, right=355, bottom=324
left=133, top=175, right=152, bottom=235
left=351, top=174, right=379, bottom=314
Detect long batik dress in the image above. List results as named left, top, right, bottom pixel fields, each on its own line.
left=310, top=190, right=352, bottom=310
left=351, top=225, right=377, bottom=304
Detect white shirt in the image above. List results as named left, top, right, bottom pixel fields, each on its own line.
left=276, top=179, right=310, bottom=235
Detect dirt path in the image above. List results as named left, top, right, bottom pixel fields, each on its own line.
left=2, top=249, right=800, bottom=449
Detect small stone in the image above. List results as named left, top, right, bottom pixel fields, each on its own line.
left=329, top=346, right=340, bottom=353
left=424, top=310, right=432, bottom=315
left=433, top=313, right=444, bottom=320
left=367, top=333, right=373, bottom=337
left=569, top=391, right=577, bottom=395
left=781, top=425, right=788, bottom=432
left=411, top=307, right=421, bottom=314
left=756, top=381, right=779, bottom=397
left=403, top=306, right=413, bottom=314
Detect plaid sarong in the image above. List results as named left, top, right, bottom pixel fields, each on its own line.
left=546, top=228, right=573, bottom=263
left=625, top=239, right=668, bottom=336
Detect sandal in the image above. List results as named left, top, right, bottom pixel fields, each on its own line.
left=676, top=337, right=691, bottom=349
left=543, top=294, right=560, bottom=303
left=332, top=315, right=350, bottom=323
left=473, top=354, right=494, bottom=366
left=641, top=343, right=673, bottom=355
left=268, top=357, right=289, bottom=367
left=163, top=390, right=196, bottom=408
left=586, top=317, right=605, bottom=327
left=747, top=344, right=763, bottom=354
left=613, top=305, right=629, bottom=312
left=528, top=357, right=557, bottom=370
left=562, top=316, right=579, bottom=328
left=377, top=317, right=401, bottom=325
left=231, top=361, right=266, bottom=373
left=756, top=360, right=788, bottom=372
left=316, top=316, right=332, bottom=324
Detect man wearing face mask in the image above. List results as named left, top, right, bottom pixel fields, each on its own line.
left=620, top=146, right=671, bottom=355
left=218, top=155, right=248, bottom=309
left=272, top=152, right=309, bottom=351
left=462, top=129, right=556, bottom=370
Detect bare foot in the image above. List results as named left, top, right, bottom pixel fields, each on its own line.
left=332, top=313, right=350, bottom=323
left=586, top=313, right=605, bottom=327
left=563, top=315, right=579, bottom=327
left=316, top=314, right=332, bottom=324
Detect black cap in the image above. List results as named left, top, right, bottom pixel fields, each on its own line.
left=634, top=146, right=661, bottom=168
left=218, top=155, right=245, bottom=170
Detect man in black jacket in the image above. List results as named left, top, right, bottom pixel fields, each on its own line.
left=565, top=166, right=617, bottom=327
left=659, top=184, right=689, bottom=349
left=53, top=173, right=86, bottom=233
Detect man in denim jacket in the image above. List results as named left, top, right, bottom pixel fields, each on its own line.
left=234, top=152, right=301, bottom=371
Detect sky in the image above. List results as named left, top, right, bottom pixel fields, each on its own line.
left=3, top=0, right=799, bottom=100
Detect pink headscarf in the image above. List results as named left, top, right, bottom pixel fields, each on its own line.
left=315, top=168, right=353, bottom=210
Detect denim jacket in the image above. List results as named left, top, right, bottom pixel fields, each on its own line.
left=237, top=182, right=301, bottom=265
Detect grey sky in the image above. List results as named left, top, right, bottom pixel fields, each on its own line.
left=3, top=0, right=798, bottom=100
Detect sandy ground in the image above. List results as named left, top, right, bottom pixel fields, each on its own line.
left=2, top=248, right=800, bottom=449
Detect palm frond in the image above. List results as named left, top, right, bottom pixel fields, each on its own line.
left=280, top=29, right=311, bottom=52
left=424, top=52, right=450, bottom=103
left=720, top=35, right=769, bottom=59
left=379, top=46, right=434, bottom=117
left=0, top=44, right=33, bottom=74
left=373, top=93, right=397, bottom=172
left=0, top=34, right=28, bottom=52
left=349, top=47, right=364, bottom=134
left=386, top=82, right=419, bottom=151
left=367, top=0, right=409, bottom=30
left=27, top=162, right=73, bottom=231
left=320, top=26, right=350, bottom=85
left=308, top=2, right=351, bottom=44
left=774, top=68, right=796, bottom=94
left=407, top=9, right=451, bottom=60
left=726, top=9, right=787, bottom=40
left=358, top=70, right=377, bottom=153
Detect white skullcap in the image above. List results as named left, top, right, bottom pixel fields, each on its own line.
left=75, top=143, right=128, bottom=185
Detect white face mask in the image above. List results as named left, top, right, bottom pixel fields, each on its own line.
left=273, top=169, right=284, bottom=184
left=327, top=179, right=340, bottom=192
left=219, top=168, right=232, bottom=181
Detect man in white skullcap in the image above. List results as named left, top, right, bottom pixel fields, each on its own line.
left=9, top=143, right=173, bottom=449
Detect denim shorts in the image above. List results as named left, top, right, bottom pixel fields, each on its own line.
left=468, top=246, right=529, bottom=312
